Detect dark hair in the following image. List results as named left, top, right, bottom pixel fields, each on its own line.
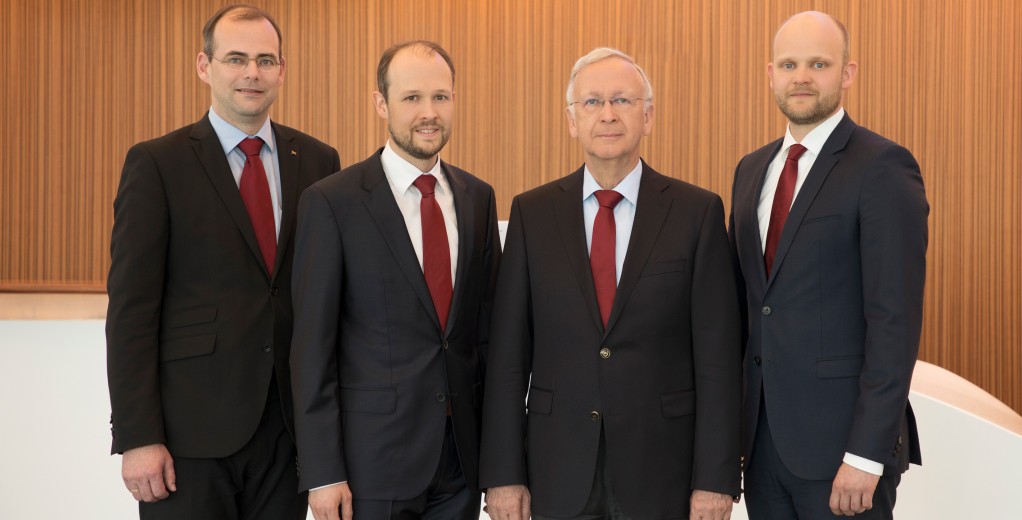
left=376, top=40, right=455, bottom=100
left=202, top=4, right=283, bottom=58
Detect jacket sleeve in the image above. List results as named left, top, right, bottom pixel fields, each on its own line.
left=106, top=143, right=170, bottom=454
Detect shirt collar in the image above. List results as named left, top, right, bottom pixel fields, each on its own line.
left=208, top=107, right=275, bottom=156
left=381, top=140, right=445, bottom=195
left=582, top=160, right=643, bottom=205
left=781, top=107, right=845, bottom=157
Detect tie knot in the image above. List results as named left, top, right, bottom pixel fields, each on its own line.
left=787, top=143, right=808, bottom=161
left=239, top=137, right=264, bottom=157
left=594, top=190, right=624, bottom=209
left=413, top=175, right=437, bottom=197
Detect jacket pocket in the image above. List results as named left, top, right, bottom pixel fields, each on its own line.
left=817, top=355, right=865, bottom=378
left=159, top=334, right=216, bottom=362
left=340, top=388, right=397, bottom=414
left=661, top=390, right=696, bottom=418
left=168, top=305, right=217, bottom=328
left=526, top=387, right=553, bottom=415
left=641, top=259, right=688, bottom=277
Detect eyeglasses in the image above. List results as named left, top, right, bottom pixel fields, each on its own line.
left=211, top=55, right=282, bottom=72
left=568, top=97, right=650, bottom=113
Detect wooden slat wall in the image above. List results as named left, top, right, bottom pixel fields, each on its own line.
left=1, top=0, right=1019, bottom=413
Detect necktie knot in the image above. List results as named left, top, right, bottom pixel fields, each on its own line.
left=594, top=190, right=624, bottom=209
left=787, top=143, right=808, bottom=162
left=414, top=175, right=437, bottom=197
left=239, top=137, right=264, bottom=158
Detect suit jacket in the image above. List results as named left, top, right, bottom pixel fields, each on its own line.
left=106, top=114, right=340, bottom=457
left=479, top=163, right=742, bottom=519
left=728, top=114, right=927, bottom=480
left=289, top=149, right=500, bottom=498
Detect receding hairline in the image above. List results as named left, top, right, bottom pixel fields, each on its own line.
left=772, top=11, right=850, bottom=64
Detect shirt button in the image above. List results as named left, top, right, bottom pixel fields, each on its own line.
left=435, top=393, right=447, bottom=403
left=761, top=306, right=772, bottom=316
left=442, top=340, right=449, bottom=350
left=599, top=347, right=611, bottom=359
left=262, top=344, right=271, bottom=353
left=754, top=356, right=762, bottom=366
left=271, top=286, right=279, bottom=296
left=590, top=411, right=601, bottom=422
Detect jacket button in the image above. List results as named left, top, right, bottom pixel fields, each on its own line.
left=590, top=411, right=601, bottom=422
left=599, top=347, right=611, bottom=359
left=754, top=356, right=762, bottom=366
left=436, top=393, right=447, bottom=403
left=262, top=344, right=271, bottom=353
left=442, top=340, right=449, bottom=350
left=271, top=286, right=279, bottom=296
left=761, top=306, right=772, bottom=316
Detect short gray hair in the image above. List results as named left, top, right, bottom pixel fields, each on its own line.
left=566, top=47, right=654, bottom=112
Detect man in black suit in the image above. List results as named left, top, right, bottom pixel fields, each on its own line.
left=729, top=11, right=928, bottom=519
left=106, top=5, right=340, bottom=519
left=290, top=41, right=500, bottom=520
left=480, top=48, right=742, bottom=520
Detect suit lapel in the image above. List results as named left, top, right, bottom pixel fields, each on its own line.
left=361, top=152, right=442, bottom=331
left=189, top=114, right=267, bottom=278
left=767, top=114, right=855, bottom=289
left=272, top=122, right=300, bottom=282
left=744, top=140, right=782, bottom=290
left=605, top=164, right=672, bottom=336
left=443, top=162, right=472, bottom=337
left=553, top=168, right=604, bottom=333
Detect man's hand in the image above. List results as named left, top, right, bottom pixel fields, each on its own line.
left=484, top=484, right=531, bottom=520
left=689, top=489, right=734, bottom=520
left=122, top=443, right=176, bottom=503
left=830, top=463, right=881, bottom=516
left=309, top=483, right=353, bottom=520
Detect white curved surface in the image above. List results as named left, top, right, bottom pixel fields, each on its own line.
left=0, top=320, right=1019, bottom=519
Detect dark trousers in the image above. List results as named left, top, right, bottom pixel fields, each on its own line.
left=350, top=417, right=480, bottom=520
left=139, top=377, right=306, bottom=520
left=533, top=429, right=632, bottom=520
left=744, top=401, right=900, bottom=520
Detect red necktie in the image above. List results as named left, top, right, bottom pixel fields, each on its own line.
left=414, top=175, right=453, bottom=332
left=591, top=190, right=624, bottom=328
left=764, top=143, right=807, bottom=276
left=238, top=137, right=276, bottom=274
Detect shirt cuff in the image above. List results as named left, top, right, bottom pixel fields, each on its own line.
left=310, top=482, right=346, bottom=491
left=843, top=453, right=884, bottom=476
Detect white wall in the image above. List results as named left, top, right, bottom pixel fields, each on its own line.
left=1, top=320, right=1020, bottom=519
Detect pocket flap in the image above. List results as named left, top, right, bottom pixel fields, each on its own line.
left=641, top=259, right=687, bottom=277
left=527, top=387, right=553, bottom=415
left=661, top=390, right=696, bottom=418
left=340, top=388, right=397, bottom=414
left=817, top=355, right=865, bottom=378
left=168, top=305, right=217, bottom=328
left=159, top=334, right=216, bottom=362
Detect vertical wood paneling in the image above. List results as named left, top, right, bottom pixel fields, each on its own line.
left=0, top=0, right=1019, bottom=413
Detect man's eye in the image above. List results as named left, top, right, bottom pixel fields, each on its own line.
left=434, top=95, right=449, bottom=102
left=813, top=62, right=826, bottom=69
left=612, top=98, right=630, bottom=106
left=258, top=58, right=276, bottom=67
left=583, top=98, right=600, bottom=106
left=783, top=63, right=795, bottom=70
left=405, top=95, right=419, bottom=102
left=227, top=57, right=246, bottom=66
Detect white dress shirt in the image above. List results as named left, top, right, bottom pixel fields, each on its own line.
left=758, top=108, right=883, bottom=477
left=208, top=107, right=283, bottom=236
left=380, top=141, right=459, bottom=286
left=582, top=161, right=642, bottom=285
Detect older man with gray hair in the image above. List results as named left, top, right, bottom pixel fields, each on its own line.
left=480, top=47, right=742, bottom=520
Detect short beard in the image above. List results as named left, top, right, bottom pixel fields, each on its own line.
left=390, top=123, right=450, bottom=161
left=776, top=89, right=841, bottom=126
